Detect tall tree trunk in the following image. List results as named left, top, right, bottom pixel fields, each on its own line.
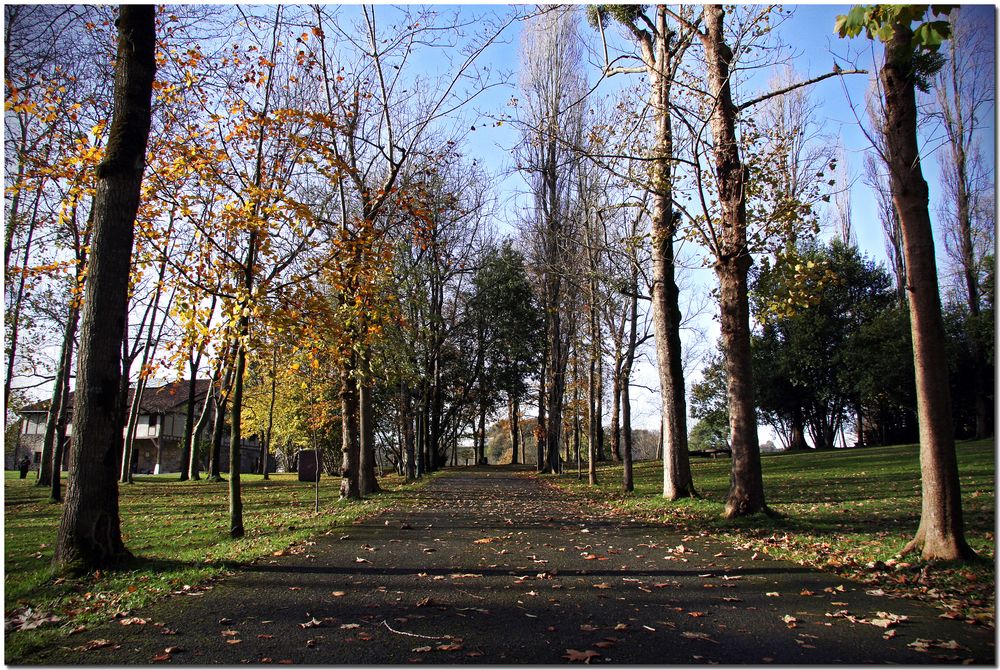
left=609, top=347, right=623, bottom=463
left=536, top=357, right=547, bottom=472
left=789, top=406, right=808, bottom=450
left=641, top=8, right=696, bottom=500
left=478, top=397, right=488, bottom=464
left=340, top=358, right=361, bottom=499
left=50, top=386, right=71, bottom=502
left=594, top=350, right=605, bottom=461
left=545, top=315, right=567, bottom=474
left=508, top=395, right=520, bottom=465
left=881, top=22, right=974, bottom=560
left=5, top=189, right=40, bottom=418
left=178, top=362, right=198, bottom=481
left=261, top=360, right=277, bottom=481
left=53, top=5, right=155, bottom=573
left=208, top=385, right=228, bottom=480
left=359, top=381, right=380, bottom=494
left=187, top=381, right=211, bottom=481
left=702, top=5, right=766, bottom=518
left=622, top=275, right=640, bottom=493
left=403, top=386, right=416, bottom=480
left=49, top=306, right=78, bottom=502
left=228, top=339, right=247, bottom=539
left=38, top=309, right=77, bottom=488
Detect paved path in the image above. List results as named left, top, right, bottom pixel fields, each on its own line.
left=32, top=468, right=994, bottom=664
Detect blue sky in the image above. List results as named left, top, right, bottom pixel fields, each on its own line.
left=435, top=4, right=997, bottom=433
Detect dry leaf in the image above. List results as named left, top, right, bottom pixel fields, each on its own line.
left=563, top=648, right=601, bottom=663
left=151, top=653, right=171, bottom=662
left=592, top=583, right=611, bottom=589
left=119, top=617, right=147, bottom=626
left=76, top=639, right=115, bottom=652
left=681, top=632, right=718, bottom=643
left=331, top=591, right=346, bottom=597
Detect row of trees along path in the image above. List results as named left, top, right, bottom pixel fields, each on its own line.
left=33, top=469, right=997, bottom=664
left=23, top=4, right=981, bottom=575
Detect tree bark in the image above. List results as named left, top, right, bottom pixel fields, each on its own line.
left=53, top=4, right=155, bottom=573
left=508, top=395, right=520, bottom=465
left=881, top=22, right=974, bottom=561
left=261, top=360, right=277, bottom=481
left=228, top=339, right=247, bottom=538
left=622, top=272, right=640, bottom=493
left=403, top=386, right=416, bottom=480
left=702, top=5, right=766, bottom=518
left=49, top=307, right=77, bottom=503
left=609, top=348, right=622, bottom=464
left=38, top=308, right=77, bottom=488
left=645, top=7, right=695, bottom=500
left=359, top=381, right=380, bottom=494
left=536, top=354, right=547, bottom=471
left=340, top=358, right=361, bottom=499
left=208, top=379, right=229, bottom=481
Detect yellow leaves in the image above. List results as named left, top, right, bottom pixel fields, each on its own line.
left=10, top=100, right=38, bottom=115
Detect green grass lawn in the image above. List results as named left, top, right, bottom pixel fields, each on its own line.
left=549, top=439, right=995, bottom=624
left=4, top=470, right=427, bottom=661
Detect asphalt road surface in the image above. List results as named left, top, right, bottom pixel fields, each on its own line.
left=28, top=468, right=995, bottom=665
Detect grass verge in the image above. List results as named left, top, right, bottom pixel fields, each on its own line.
left=546, top=440, right=995, bottom=628
left=4, top=470, right=429, bottom=662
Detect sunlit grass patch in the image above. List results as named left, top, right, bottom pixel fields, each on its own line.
left=550, top=440, right=995, bottom=625
left=4, top=470, right=429, bottom=661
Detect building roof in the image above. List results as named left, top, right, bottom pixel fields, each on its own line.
left=19, top=379, right=212, bottom=415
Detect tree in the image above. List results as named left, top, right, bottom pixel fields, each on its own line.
left=53, top=4, right=156, bottom=572
left=517, top=5, right=586, bottom=475
left=672, top=4, right=859, bottom=518
left=932, top=7, right=995, bottom=439
left=751, top=241, right=898, bottom=450
left=589, top=5, right=697, bottom=500
left=467, top=243, right=545, bottom=465
left=837, top=4, right=975, bottom=561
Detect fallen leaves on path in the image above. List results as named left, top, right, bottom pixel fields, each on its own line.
left=74, top=639, right=116, bottom=652
left=563, top=648, right=601, bottom=663
left=119, top=617, right=147, bottom=626
left=908, top=638, right=969, bottom=653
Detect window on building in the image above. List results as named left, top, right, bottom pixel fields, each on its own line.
left=149, top=414, right=158, bottom=428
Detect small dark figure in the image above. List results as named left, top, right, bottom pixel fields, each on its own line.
left=18, top=456, right=30, bottom=479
